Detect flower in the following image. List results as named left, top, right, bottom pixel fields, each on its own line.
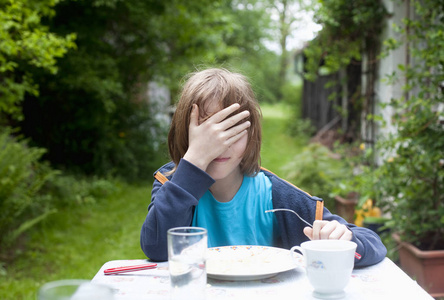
left=354, top=199, right=381, bottom=227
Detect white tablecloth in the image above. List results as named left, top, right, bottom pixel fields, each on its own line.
left=92, top=258, right=433, bottom=300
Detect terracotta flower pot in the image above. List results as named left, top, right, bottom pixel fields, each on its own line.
left=334, top=194, right=358, bottom=223
left=393, top=234, right=444, bottom=298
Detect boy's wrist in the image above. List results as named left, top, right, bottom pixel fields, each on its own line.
left=183, top=152, right=210, bottom=172
left=172, top=159, right=215, bottom=200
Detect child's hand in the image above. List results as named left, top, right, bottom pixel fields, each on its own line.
left=183, top=103, right=251, bottom=171
left=303, top=220, right=352, bottom=241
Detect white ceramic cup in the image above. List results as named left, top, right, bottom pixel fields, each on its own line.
left=291, top=240, right=357, bottom=299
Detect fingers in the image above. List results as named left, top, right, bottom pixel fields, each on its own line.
left=310, top=221, right=327, bottom=240
left=339, top=230, right=353, bottom=241
left=202, top=103, right=250, bottom=129
left=196, top=102, right=251, bottom=145
left=225, top=121, right=251, bottom=143
left=211, top=103, right=242, bottom=123
left=304, top=220, right=352, bottom=241
left=303, top=227, right=313, bottom=239
left=219, top=109, right=250, bottom=130
left=189, top=104, right=199, bottom=127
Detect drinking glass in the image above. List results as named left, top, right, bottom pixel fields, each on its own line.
left=38, top=279, right=113, bottom=300
left=168, top=227, right=208, bottom=300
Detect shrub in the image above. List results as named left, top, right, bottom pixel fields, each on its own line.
left=41, top=175, right=121, bottom=207
left=281, top=143, right=352, bottom=210
left=0, top=127, right=121, bottom=253
left=0, top=128, right=58, bottom=247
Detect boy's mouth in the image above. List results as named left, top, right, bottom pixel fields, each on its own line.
left=213, top=157, right=229, bottom=163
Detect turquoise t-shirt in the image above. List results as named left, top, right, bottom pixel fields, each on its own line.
left=192, top=172, right=279, bottom=247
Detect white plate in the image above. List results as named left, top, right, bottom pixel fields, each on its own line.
left=206, top=245, right=302, bottom=281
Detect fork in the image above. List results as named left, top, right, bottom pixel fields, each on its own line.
left=265, top=208, right=313, bottom=228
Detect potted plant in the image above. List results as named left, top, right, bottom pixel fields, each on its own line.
left=330, top=143, right=376, bottom=224
left=333, top=192, right=358, bottom=224
left=354, top=199, right=383, bottom=228
left=372, top=1, right=444, bottom=296
left=375, top=150, right=444, bottom=297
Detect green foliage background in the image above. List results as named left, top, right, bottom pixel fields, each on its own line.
left=0, top=0, right=76, bottom=121
left=0, top=0, right=283, bottom=254
left=375, top=0, right=444, bottom=250
left=12, top=0, right=279, bottom=181
left=0, top=128, right=57, bottom=247
left=303, top=0, right=387, bottom=80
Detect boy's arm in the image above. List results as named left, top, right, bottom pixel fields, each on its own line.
left=140, top=159, right=214, bottom=261
left=267, top=173, right=386, bottom=268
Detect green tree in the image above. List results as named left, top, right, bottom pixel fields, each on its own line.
left=304, top=0, right=387, bottom=80
left=0, top=0, right=75, bottom=122
left=222, top=0, right=280, bottom=103
left=267, top=0, right=302, bottom=99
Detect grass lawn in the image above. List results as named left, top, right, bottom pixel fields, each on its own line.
left=0, top=184, right=151, bottom=300
left=260, top=102, right=308, bottom=177
left=1, top=102, right=306, bottom=299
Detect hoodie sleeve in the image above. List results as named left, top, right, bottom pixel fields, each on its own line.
left=140, top=159, right=214, bottom=261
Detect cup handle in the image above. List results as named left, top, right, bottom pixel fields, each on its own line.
left=290, top=246, right=306, bottom=268
left=291, top=246, right=304, bottom=255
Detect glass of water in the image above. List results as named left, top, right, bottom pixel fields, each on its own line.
left=167, top=227, right=207, bottom=300
left=38, top=279, right=113, bottom=300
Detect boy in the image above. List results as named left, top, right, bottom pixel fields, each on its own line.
left=140, top=68, right=387, bottom=266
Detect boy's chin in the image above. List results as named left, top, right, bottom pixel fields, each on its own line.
left=207, top=170, right=229, bottom=181
left=207, top=166, right=242, bottom=182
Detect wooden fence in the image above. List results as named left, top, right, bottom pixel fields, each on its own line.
left=302, top=73, right=341, bottom=132
left=301, top=62, right=362, bottom=142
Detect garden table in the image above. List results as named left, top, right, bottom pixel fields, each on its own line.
left=92, top=257, right=433, bottom=299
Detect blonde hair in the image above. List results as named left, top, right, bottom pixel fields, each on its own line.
left=168, top=68, right=262, bottom=176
